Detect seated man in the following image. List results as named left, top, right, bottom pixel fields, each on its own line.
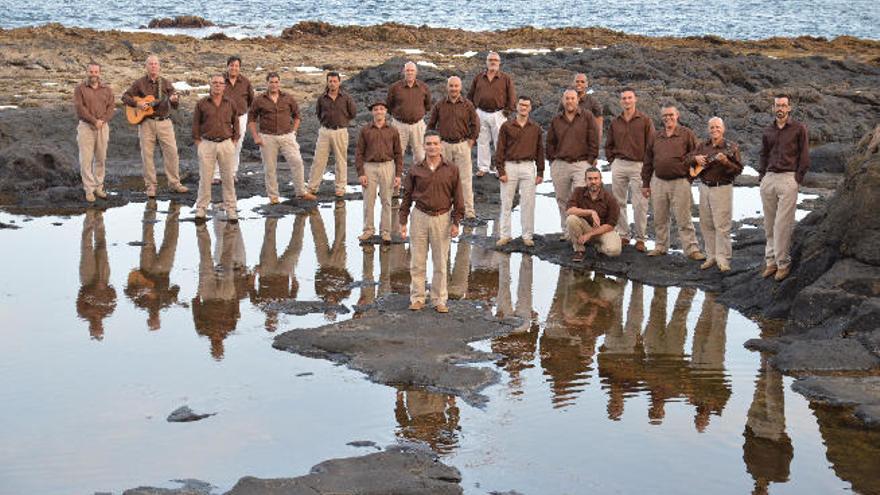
left=565, top=166, right=622, bottom=261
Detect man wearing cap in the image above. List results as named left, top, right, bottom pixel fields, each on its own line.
left=308, top=71, right=357, bottom=197
left=428, top=76, right=479, bottom=219
left=468, top=51, right=516, bottom=177
left=74, top=62, right=116, bottom=203
left=399, top=131, right=464, bottom=314
left=386, top=61, right=432, bottom=169
left=249, top=72, right=315, bottom=204
left=192, top=74, right=240, bottom=221
left=357, top=101, right=403, bottom=243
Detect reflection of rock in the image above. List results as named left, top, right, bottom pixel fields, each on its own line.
left=809, top=404, right=880, bottom=495
left=792, top=376, right=880, bottom=427
left=394, top=389, right=460, bottom=454
left=146, top=16, right=215, bottom=29
left=273, top=294, right=517, bottom=407
left=166, top=406, right=216, bottom=423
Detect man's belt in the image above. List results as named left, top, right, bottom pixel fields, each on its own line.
left=478, top=107, right=502, bottom=113
left=395, top=117, right=424, bottom=125
left=147, top=115, right=170, bottom=121
left=442, top=137, right=468, bottom=144
left=416, top=205, right=451, bottom=217
left=203, top=136, right=228, bottom=143
left=322, top=124, right=346, bottom=130
left=702, top=180, right=731, bottom=187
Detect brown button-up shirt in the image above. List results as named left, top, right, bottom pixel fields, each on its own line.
left=386, top=79, right=432, bottom=124
left=249, top=91, right=300, bottom=135
left=642, top=125, right=698, bottom=187
left=74, top=80, right=116, bottom=125
left=605, top=110, right=656, bottom=163
left=355, top=122, right=404, bottom=177
left=546, top=109, right=600, bottom=163
left=399, top=158, right=464, bottom=226
left=759, top=119, right=810, bottom=183
left=224, top=73, right=254, bottom=116
left=567, top=186, right=620, bottom=227
left=495, top=118, right=545, bottom=177
left=122, top=75, right=178, bottom=118
left=467, top=70, right=516, bottom=113
left=427, top=95, right=480, bottom=142
left=192, top=96, right=240, bottom=142
left=688, top=139, right=744, bottom=185
left=315, top=90, right=357, bottom=129
left=556, top=92, right=603, bottom=117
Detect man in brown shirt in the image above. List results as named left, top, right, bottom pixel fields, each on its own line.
left=386, top=61, right=432, bottom=168
left=689, top=117, right=743, bottom=273
left=641, top=105, right=704, bottom=260
left=565, top=167, right=622, bottom=261
left=428, top=76, right=479, bottom=219
left=399, top=131, right=464, bottom=313
left=213, top=56, right=254, bottom=183
left=468, top=51, right=516, bottom=177
left=547, top=89, right=600, bottom=236
left=308, top=71, right=358, bottom=197
left=356, top=101, right=403, bottom=243
left=496, top=96, right=545, bottom=247
left=605, top=87, right=655, bottom=251
left=74, top=62, right=116, bottom=202
left=758, top=94, right=810, bottom=281
left=249, top=72, right=315, bottom=204
left=557, top=73, right=604, bottom=143
left=122, top=55, right=188, bottom=197
left=192, top=74, right=240, bottom=221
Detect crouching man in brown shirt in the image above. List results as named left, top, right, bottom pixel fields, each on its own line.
left=356, top=101, right=403, bottom=243
left=565, top=167, right=622, bottom=261
left=192, top=75, right=240, bottom=221
left=399, top=131, right=464, bottom=313
left=74, top=62, right=116, bottom=202
left=689, top=117, right=743, bottom=273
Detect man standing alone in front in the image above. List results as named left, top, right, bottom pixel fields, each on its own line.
left=399, top=132, right=464, bottom=314
left=641, top=104, right=704, bottom=260
left=605, top=88, right=654, bottom=252
left=468, top=52, right=516, bottom=177
left=758, top=94, right=810, bottom=281
left=356, top=101, right=403, bottom=243
left=308, top=72, right=357, bottom=197
left=74, top=62, right=116, bottom=202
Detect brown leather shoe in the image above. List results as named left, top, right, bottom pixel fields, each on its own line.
left=647, top=249, right=666, bottom=257
left=358, top=231, right=374, bottom=241
left=522, top=238, right=535, bottom=247
left=94, top=187, right=108, bottom=199
left=495, top=237, right=511, bottom=247
left=85, top=191, right=96, bottom=203
left=718, top=262, right=731, bottom=273
left=301, top=192, right=318, bottom=201
left=408, top=301, right=425, bottom=311
left=381, top=233, right=392, bottom=244
left=634, top=240, right=647, bottom=253
left=475, top=170, right=486, bottom=177
left=620, top=237, right=630, bottom=246
left=700, top=259, right=716, bottom=270
left=335, top=190, right=345, bottom=197
left=146, top=186, right=157, bottom=198
left=435, top=304, right=449, bottom=313
left=761, top=264, right=778, bottom=278
left=269, top=196, right=280, bottom=205
left=171, top=184, right=189, bottom=193
left=774, top=266, right=790, bottom=281
left=688, top=251, right=707, bottom=261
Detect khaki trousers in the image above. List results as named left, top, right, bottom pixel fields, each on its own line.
left=442, top=140, right=476, bottom=216
left=409, top=208, right=451, bottom=305
left=551, top=159, right=589, bottom=230
left=138, top=118, right=181, bottom=189
left=392, top=118, right=426, bottom=166
left=362, top=161, right=395, bottom=236
left=698, top=183, right=734, bottom=266
left=651, top=176, right=699, bottom=254
left=565, top=215, right=622, bottom=256
left=611, top=158, right=648, bottom=241
left=760, top=172, right=798, bottom=269
left=77, top=121, right=109, bottom=193
left=499, top=161, right=536, bottom=240
left=476, top=109, right=506, bottom=172
left=261, top=132, right=305, bottom=198
left=196, top=139, right=237, bottom=213
left=214, top=113, right=248, bottom=180
left=308, top=126, right=349, bottom=195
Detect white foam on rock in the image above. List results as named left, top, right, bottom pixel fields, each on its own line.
left=503, top=48, right=551, bottom=55
left=397, top=48, right=424, bottom=54
left=0, top=105, right=19, bottom=110
left=172, top=81, right=194, bottom=91
left=416, top=61, right=438, bottom=68
left=295, top=66, right=322, bottom=73
left=453, top=51, right=479, bottom=58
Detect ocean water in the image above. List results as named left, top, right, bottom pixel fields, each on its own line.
left=0, top=0, right=878, bottom=40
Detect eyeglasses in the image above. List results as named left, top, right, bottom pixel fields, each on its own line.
left=661, top=113, right=676, bottom=118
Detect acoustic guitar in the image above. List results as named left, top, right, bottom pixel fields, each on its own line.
left=126, top=95, right=162, bottom=125
left=689, top=144, right=733, bottom=178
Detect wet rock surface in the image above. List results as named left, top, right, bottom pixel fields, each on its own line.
left=793, top=377, right=880, bottom=427
left=146, top=16, right=215, bottom=29
left=166, top=406, right=216, bottom=423
left=261, top=299, right=349, bottom=316
left=273, top=294, right=518, bottom=407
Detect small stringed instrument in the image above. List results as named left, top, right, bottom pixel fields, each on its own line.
left=126, top=95, right=162, bottom=125
left=690, top=143, right=733, bottom=178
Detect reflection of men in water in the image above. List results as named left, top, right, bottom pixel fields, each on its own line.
left=394, top=389, right=460, bottom=454
left=566, top=167, right=622, bottom=261
left=743, top=354, right=793, bottom=494
left=597, top=280, right=644, bottom=420
left=492, top=253, right=539, bottom=393
left=124, top=200, right=180, bottom=330
left=251, top=214, right=307, bottom=331
left=399, top=132, right=464, bottom=313
left=689, top=292, right=731, bottom=432
left=310, top=202, right=353, bottom=320
left=192, top=221, right=251, bottom=360
left=77, top=209, right=116, bottom=340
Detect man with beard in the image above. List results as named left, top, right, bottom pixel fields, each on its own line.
left=74, top=62, right=116, bottom=202
left=565, top=167, right=622, bottom=261
left=758, top=94, right=810, bottom=281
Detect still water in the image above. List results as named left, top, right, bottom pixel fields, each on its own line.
left=0, top=186, right=877, bottom=494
